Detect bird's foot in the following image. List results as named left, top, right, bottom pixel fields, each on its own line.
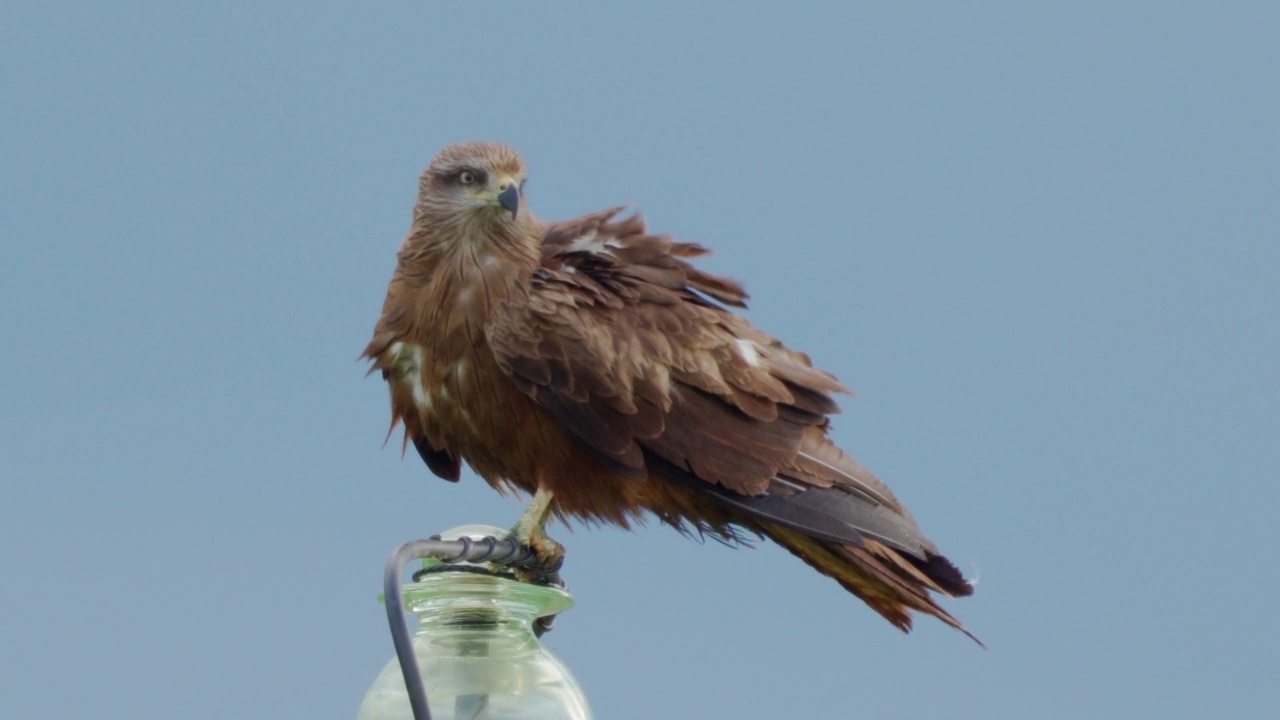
left=509, top=486, right=564, bottom=583
left=513, top=528, right=565, bottom=582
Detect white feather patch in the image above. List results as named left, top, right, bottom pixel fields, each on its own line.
left=392, top=342, right=431, bottom=410
left=735, top=339, right=761, bottom=367
left=564, top=231, right=622, bottom=256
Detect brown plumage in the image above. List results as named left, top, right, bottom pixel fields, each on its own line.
left=365, top=141, right=980, bottom=644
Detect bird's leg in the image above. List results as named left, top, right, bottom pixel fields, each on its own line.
left=509, top=485, right=564, bottom=579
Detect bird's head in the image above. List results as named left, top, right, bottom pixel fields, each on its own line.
left=413, top=142, right=529, bottom=229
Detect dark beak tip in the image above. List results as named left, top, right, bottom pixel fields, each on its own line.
left=497, top=185, right=520, bottom=219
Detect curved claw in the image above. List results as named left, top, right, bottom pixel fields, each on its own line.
left=510, top=525, right=564, bottom=583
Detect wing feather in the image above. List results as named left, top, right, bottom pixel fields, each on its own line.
left=490, top=211, right=833, bottom=497
left=490, top=210, right=971, bottom=607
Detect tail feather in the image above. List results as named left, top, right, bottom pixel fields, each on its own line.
left=760, top=522, right=985, bottom=648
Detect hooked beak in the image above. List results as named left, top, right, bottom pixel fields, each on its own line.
left=496, top=181, right=519, bottom=219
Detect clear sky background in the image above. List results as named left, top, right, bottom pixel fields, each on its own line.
left=3, top=3, right=1277, bottom=719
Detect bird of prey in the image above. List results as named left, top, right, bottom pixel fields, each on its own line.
left=365, top=141, right=978, bottom=643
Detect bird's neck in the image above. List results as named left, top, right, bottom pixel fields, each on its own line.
left=394, top=219, right=540, bottom=346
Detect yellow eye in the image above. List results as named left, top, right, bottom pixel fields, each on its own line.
left=458, top=170, right=476, bottom=184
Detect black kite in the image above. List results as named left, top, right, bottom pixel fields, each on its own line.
left=365, top=142, right=979, bottom=643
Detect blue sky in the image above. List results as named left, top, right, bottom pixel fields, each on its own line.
left=3, top=3, right=1277, bottom=718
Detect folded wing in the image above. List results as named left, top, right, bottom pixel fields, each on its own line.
left=486, top=208, right=977, bottom=640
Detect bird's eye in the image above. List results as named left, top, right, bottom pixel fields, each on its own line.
left=458, top=170, right=476, bottom=185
